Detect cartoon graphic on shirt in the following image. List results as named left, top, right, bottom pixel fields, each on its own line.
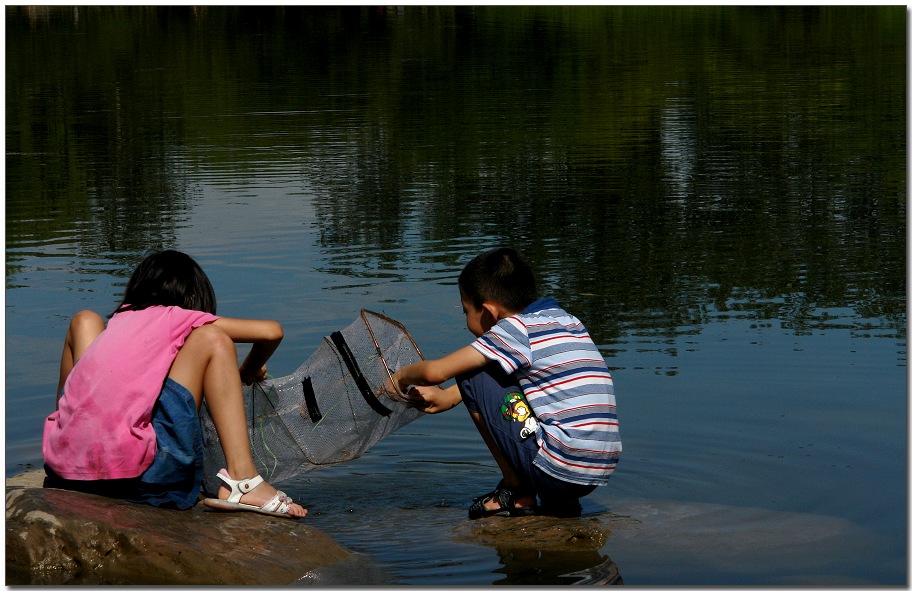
left=500, top=391, right=539, bottom=440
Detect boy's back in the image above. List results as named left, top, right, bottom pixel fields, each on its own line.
left=471, top=296, right=621, bottom=486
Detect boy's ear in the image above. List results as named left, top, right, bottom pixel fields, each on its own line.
left=481, top=301, right=508, bottom=323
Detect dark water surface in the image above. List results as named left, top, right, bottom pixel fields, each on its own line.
left=5, top=6, right=906, bottom=585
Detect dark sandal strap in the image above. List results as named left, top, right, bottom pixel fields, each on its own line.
left=470, top=481, right=536, bottom=513
left=495, top=488, right=517, bottom=510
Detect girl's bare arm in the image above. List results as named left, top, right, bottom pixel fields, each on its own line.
left=212, top=317, right=284, bottom=384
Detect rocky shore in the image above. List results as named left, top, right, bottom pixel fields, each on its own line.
left=5, top=470, right=366, bottom=585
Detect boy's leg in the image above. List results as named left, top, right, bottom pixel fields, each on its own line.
left=531, top=467, right=596, bottom=517
left=168, top=324, right=306, bottom=517
left=458, top=363, right=539, bottom=511
left=459, top=363, right=598, bottom=516
left=467, top=409, right=523, bottom=489
left=57, top=310, right=106, bottom=397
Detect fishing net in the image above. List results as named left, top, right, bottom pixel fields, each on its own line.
left=198, top=309, right=424, bottom=496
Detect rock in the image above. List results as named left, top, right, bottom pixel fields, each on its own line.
left=451, top=514, right=625, bottom=584
left=5, top=471, right=355, bottom=585
left=453, top=514, right=615, bottom=551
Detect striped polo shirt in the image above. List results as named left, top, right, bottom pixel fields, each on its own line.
left=471, top=297, right=621, bottom=486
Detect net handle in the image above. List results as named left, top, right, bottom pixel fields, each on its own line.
left=360, top=309, right=425, bottom=394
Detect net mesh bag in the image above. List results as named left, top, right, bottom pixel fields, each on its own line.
left=199, top=309, right=424, bottom=496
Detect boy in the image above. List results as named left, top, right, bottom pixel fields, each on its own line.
left=392, top=247, right=620, bottom=519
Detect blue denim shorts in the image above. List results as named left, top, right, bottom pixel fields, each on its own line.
left=44, top=378, right=203, bottom=510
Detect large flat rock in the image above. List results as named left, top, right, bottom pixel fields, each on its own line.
left=6, top=471, right=358, bottom=585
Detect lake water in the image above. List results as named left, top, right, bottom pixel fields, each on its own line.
left=5, top=6, right=906, bottom=585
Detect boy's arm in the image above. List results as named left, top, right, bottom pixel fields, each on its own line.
left=393, top=344, right=488, bottom=390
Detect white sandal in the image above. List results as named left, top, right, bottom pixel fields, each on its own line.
left=202, top=469, right=298, bottom=518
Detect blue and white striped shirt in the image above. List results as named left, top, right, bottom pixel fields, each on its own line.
left=471, top=298, right=621, bottom=485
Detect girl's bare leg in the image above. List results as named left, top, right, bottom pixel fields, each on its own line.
left=468, top=410, right=537, bottom=511
left=168, top=324, right=307, bottom=517
left=57, top=310, right=106, bottom=401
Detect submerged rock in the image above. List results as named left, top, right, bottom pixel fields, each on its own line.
left=452, top=514, right=625, bottom=584
left=454, top=514, right=614, bottom=551
left=5, top=471, right=355, bottom=585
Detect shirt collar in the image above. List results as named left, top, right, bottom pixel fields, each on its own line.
left=522, top=297, right=559, bottom=314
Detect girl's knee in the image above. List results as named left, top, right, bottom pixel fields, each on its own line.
left=67, top=311, right=105, bottom=351
left=184, top=323, right=235, bottom=357
left=70, top=309, right=105, bottom=333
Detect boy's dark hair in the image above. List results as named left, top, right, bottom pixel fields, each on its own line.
left=458, top=247, right=538, bottom=312
left=111, top=250, right=217, bottom=316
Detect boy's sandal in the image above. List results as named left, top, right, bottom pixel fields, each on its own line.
left=202, top=469, right=298, bottom=519
left=468, top=481, right=539, bottom=520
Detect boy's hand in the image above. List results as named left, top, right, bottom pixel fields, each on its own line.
left=406, top=384, right=462, bottom=414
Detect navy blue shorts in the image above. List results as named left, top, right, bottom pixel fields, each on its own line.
left=44, top=378, right=204, bottom=510
left=457, top=363, right=596, bottom=511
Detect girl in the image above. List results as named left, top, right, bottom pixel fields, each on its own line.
left=42, top=249, right=307, bottom=518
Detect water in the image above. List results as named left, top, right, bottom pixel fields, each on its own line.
left=5, top=6, right=906, bottom=585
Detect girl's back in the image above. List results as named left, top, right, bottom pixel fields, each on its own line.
left=44, top=305, right=218, bottom=480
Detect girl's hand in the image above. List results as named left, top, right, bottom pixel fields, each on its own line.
left=240, top=362, right=268, bottom=385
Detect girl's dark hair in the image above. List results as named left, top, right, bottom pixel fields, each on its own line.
left=458, top=247, right=538, bottom=312
left=111, top=250, right=217, bottom=317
